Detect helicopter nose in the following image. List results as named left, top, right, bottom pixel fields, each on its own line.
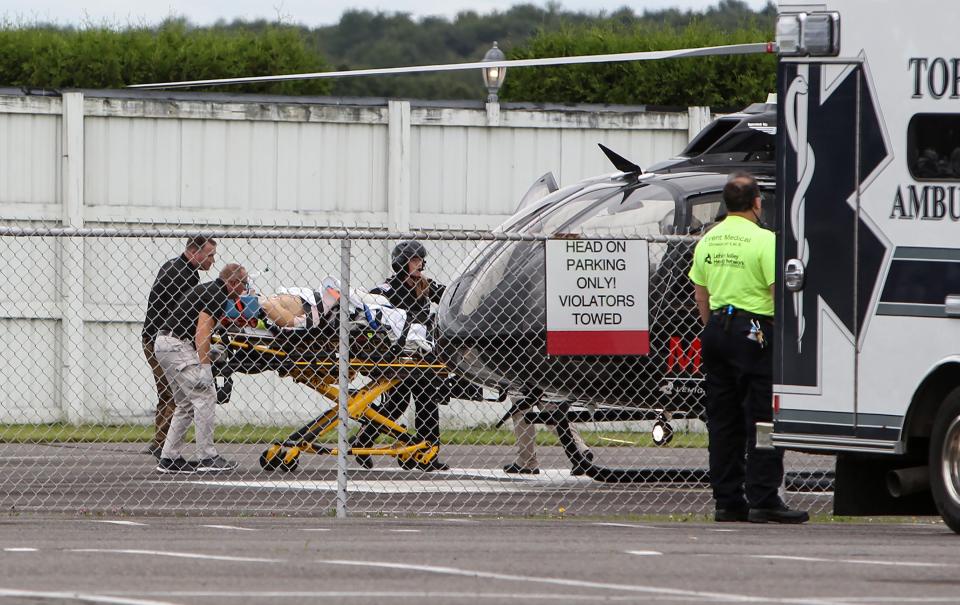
left=436, top=241, right=544, bottom=390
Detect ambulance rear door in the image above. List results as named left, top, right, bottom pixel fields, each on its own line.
left=774, top=57, right=891, bottom=450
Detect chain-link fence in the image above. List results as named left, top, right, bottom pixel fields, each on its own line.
left=0, top=225, right=833, bottom=517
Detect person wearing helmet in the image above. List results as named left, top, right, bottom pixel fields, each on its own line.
left=352, top=240, right=449, bottom=471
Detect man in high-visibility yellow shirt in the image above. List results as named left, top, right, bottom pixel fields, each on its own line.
left=689, top=173, right=808, bottom=524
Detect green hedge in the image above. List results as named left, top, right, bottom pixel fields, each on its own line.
left=0, top=18, right=773, bottom=106
left=501, top=20, right=776, bottom=109
left=0, top=20, right=332, bottom=94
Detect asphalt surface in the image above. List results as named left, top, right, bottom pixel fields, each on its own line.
left=0, top=516, right=957, bottom=604
left=0, top=442, right=832, bottom=517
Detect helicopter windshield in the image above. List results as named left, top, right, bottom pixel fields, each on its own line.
left=519, top=184, right=630, bottom=236
left=571, top=183, right=678, bottom=237
left=496, top=182, right=588, bottom=234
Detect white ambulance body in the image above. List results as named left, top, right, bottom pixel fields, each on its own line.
left=772, top=0, right=960, bottom=531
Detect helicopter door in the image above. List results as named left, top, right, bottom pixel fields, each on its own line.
left=515, top=172, right=559, bottom=212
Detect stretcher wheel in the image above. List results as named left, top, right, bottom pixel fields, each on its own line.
left=652, top=420, right=674, bottom=446
left=259, top=443, right=284, bottom=471
left=280, top=447, right=300, bottom=472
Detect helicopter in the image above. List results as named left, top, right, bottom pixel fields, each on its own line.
left=435, top=109, right=778, bottom=450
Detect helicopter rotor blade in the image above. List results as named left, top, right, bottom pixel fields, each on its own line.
left=129, top=42, right=773, bottom=90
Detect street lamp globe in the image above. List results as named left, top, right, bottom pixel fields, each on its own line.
left=481, top=42, right=507, bottom=103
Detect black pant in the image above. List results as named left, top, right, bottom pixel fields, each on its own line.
left=354, top=370, right=441, bottom=448
left=701, top=315, right=784, bottom=510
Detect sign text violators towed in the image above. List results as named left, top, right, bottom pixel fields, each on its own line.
left=545, top=239, right=649, bottom=355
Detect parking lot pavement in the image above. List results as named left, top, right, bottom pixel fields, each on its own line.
left=0, top=442, right=832, bottom=517
left=0, top=516, right=955, bottom=605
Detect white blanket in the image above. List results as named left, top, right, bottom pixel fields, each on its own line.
left=256, top=277, right=434, bottom=353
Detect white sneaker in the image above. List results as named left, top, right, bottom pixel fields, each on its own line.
left=196, top=455, right=238, bottom=472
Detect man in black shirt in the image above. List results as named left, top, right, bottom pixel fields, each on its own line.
left=154, top=263, right=247, bottom=474
left=353, top=241, right=449, bottom=471
left=142, top=237, right=216, bottom=458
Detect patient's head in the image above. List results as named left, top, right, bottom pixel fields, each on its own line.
left=220, top=263, right=248, bottom=299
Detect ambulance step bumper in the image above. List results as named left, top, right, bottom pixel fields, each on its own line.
left=771, top=432, right=903, bottom=455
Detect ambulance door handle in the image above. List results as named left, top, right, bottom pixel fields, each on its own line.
left=946, top=295, right=960, bottom=318
left=784, top=259, right=805, bottom=292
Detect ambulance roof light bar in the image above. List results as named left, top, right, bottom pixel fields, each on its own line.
left=776, top=11, right=840, bottom=56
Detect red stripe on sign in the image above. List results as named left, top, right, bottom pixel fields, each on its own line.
left=547, top=331, right=649, bottom=356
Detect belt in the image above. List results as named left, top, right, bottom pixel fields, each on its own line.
left=711, top=306, right=773, bottom=322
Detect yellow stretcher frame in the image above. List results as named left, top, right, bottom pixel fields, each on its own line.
left=214, top=332, right=448, bottom=472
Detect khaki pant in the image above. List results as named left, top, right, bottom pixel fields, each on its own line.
left=511, top=400, right=588, bottom=470
left=143, top=338, right=176, bottom=450
left=154, top=335, right=219, bottom=460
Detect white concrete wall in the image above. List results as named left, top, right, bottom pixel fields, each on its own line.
left=0, top=89, right=706, bottom=425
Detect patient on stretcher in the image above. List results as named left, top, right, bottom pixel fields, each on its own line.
left=224, top=277, right=434, bottom=353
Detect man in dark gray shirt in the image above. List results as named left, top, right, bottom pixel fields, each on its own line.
left=142, top=237, right=216, bottom=458
left=154, top=263, right=247, bottom=474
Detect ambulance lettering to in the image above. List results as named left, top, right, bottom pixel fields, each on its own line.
left=908, top=57, right=960, bottom=99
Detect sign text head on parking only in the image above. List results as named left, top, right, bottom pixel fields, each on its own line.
left=545, top=239, right=649, bottom=355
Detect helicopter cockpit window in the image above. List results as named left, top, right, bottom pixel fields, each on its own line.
left=458, top=185, right=622, bottom=317
left=520, top=185, right=623, bottom=235
left=570, top=182, right=677, bottom=237
left=688, top=193, right=724, bottom=234
left=498, top=183, right=588, bottom=234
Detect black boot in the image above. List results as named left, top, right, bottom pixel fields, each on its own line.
left=352, top=424, right=380, bottom=469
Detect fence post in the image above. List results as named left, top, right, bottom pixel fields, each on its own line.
left=387, top=100, right=411, bottom=233
left=387, top=100, right=411, bottom=267
left=60, top=92, right=86, bottom=424
left=687, top=106, right=712, bottom=142
left=485, top=100, right=501, bottom=127
left=336, top=237, right=352, bottom=518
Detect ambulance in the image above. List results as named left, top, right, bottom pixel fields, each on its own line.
left=771, top=0, right=960, bottom=532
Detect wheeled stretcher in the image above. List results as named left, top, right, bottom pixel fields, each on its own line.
left=212, top=322, right=453, bottom=472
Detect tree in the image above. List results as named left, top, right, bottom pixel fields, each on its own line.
left=0, top=2, right=777, bottom=102
left=501, top=20, right=776, bottom=109
left=0, top=19, right=332, bottom=94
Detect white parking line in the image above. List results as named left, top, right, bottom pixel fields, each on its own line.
left=89, top=520, right=148, bottom=527
left=316, top=559, right=842, bottom=604
left=199, top=524, right=256, bottom=531
left=101, top=590, right=671, bottom=602
left=625, top=550, right=663, bottom=556
left=0, top=455, right=119, bottom=460
left=103, top=590, right=960, bottom=604
left=176, top=478, right=580, bottom=494
left=751, top=554, right=951, bottom=568
left=389, top=529, right=421, bottom=533
left=697, top=552, right=954, bottom=569
left=300, top=528, right=331, bottom=532
left=3, top=547, right=38, bottom=552
left=68, top=549, right=281, bottom=563
left=0, top=588, right=179, bottom=605
left=817, top=598, right=960, bottom=603
left=592, top=522, right=673, bottom=530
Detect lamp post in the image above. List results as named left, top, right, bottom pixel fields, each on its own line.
left=481, top=41, right=507, bottom=103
